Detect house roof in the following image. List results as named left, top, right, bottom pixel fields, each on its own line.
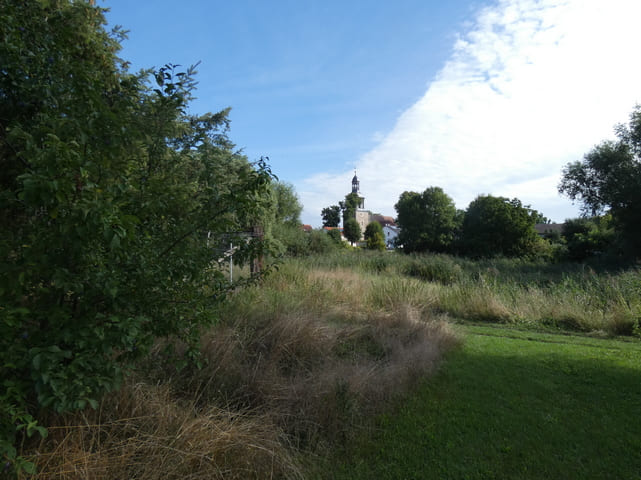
left=534, top=223, right=564, bottom=234
left=372, top=214, right=396, bottom=226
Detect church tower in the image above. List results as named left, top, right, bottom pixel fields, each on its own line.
left=351, top=172, right=365, bottom=209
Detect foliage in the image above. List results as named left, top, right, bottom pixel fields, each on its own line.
left=270, top=223, right=307, bottom=256
left=460, top=195, right=538, bottom=257
left=530, top=209, right=550, bottom=224
left=321, top=204, right=341, bottom=227
left=269, top=181, right=302, bottom=227
left=17, top=257, right=458, bottom=478
left=562, top=216, right=616, bottom=261
left=327, top=227, right=343, bottom=245
left=307, top=229, right=341, bottom=254
left=266, top=182, right=305, bottom=255
left=343, top=218, right=362, bottom=245
left=0, top=0, right=273, bottom=471
left=340, top=192, right=362, bottom=225
left=394, top=187, right=460, bottom=254
left=364, top=222, right=385, bottom=251
left=276, top=227, right=340, bottom=257
left=559, top=105, right=641, bottom=257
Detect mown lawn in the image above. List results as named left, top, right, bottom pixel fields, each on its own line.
left=323, top=325, right=641, bottom=480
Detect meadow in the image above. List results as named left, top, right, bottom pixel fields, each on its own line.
left=324, top=324, right=641, bottom=479
left=19, top=251, right=641, bottom=479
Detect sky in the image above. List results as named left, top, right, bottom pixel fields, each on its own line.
left=103, top=0, right=641, bottom=226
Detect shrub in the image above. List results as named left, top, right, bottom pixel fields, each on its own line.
left=364, top=222, right=386, bottom=251
left=0, top=1, right=272, bottom=471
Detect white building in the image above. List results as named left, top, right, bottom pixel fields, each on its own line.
left=383, top=225, right=400, bottom=249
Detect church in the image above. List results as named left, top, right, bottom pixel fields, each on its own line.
left=348, top=173, right=398, bottom=245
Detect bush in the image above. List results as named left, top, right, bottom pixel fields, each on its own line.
left=364, top=222, right=386, bottom=251
left=0, top=1, right=272, bottom=471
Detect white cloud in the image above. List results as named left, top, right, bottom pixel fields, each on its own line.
left=299, top=0, right=641, bottom=226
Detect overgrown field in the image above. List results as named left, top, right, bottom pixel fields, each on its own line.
left=17, top=251, right=641, bottom=478
left=18, top=254, right=458, bottom=478
left=303, top=251, right=641, bottom=335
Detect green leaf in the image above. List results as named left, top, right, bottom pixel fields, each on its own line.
left=32, top=354, right=41, bottom=370
left=110, top=233, right=120, bottom=250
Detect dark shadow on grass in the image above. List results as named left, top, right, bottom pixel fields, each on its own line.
left=326, top=339, right=641, bottom=480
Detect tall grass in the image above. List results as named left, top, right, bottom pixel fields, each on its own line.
left=25, top=383, right=300, bottom=480
left=292, top=251, right=641, bottom=336
left=20, top=257, right=458, bottom=478
left=18, top=251, right=640, bottom=477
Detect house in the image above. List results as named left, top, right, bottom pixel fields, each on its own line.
left=382, top=225, right=400, bottom=249
left=372, top=214, right=396, bottom=227
left=534, top=223, right=564, bottom=237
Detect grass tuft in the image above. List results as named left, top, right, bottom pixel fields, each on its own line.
left=26, top=383, right=302, bottom=480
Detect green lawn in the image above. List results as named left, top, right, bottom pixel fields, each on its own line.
left=324, top=325, right=641, bottom=480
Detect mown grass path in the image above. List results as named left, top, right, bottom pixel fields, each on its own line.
left=327, top=325, right=641, bottom=480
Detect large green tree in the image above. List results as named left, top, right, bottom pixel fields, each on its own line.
left=267, top=182, right=305, bottom=255
left=270, top=181, right=302, bottom=227
left=562, top=216, right=615, bottom=261
left=394, top=187, right=459, bottom=253
left=0, top=0, right=273, bottom=468
left=559, top=106, right=641, bottom=257
left=343, top=218, right=362, bottom=245
left=321, top=204, right=341, bottom=227
left=340, top=192, right=361, bottom=226
left=460, top=195, right=538, bottom=257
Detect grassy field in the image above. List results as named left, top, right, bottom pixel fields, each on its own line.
left=19, top=252, right=641, bottom=479
left=325, top=324, right=641, bottom=480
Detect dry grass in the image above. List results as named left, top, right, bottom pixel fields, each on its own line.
left=23, top=383, right=302, bottom=480
left=440, top=283, right=513, bottom=323
left=20, top=261, right=458, bottom=478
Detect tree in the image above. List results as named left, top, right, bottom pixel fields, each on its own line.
left=326, top=227, right=343, bottom=245
left=394, top=187, right=459, bottom=253
left=364, top=222, right=386, bottom=250
left=559, top=106, right=641, bottom=257
left=343, top=218, right=362, bottom=245
left=340, top=192, right=361, bottom=226
left=461, top=195, right=538, bottom=257
left=562, top=216, right=615, bottom=261
left=0, top=1, right=273, bottom=469
left=270, top=181, right=302, bottom=227
left=321, top=205, right=341, bottom=227
left=267, top=182, right=305, bottom=255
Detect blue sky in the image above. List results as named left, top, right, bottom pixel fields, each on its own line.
left=104, top=0, right=641, bottom=226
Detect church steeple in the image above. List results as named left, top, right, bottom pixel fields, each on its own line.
left=350, top=171, right=365, bottom=209
left=351, top=171, right=360, bottom=195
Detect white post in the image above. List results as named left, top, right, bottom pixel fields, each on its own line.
left=229, top=242, right=233, bottom=283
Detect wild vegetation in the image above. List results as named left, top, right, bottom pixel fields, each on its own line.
left=1, top=0, right=275, bottom=472
left=3, top=1, right=641, bottom=477
left=15, top=257, right=459, bottom=478
left=11, top=250, right=641, bottom=477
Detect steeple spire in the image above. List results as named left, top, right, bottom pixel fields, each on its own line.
left=350, top=170, right=364, bottom=209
